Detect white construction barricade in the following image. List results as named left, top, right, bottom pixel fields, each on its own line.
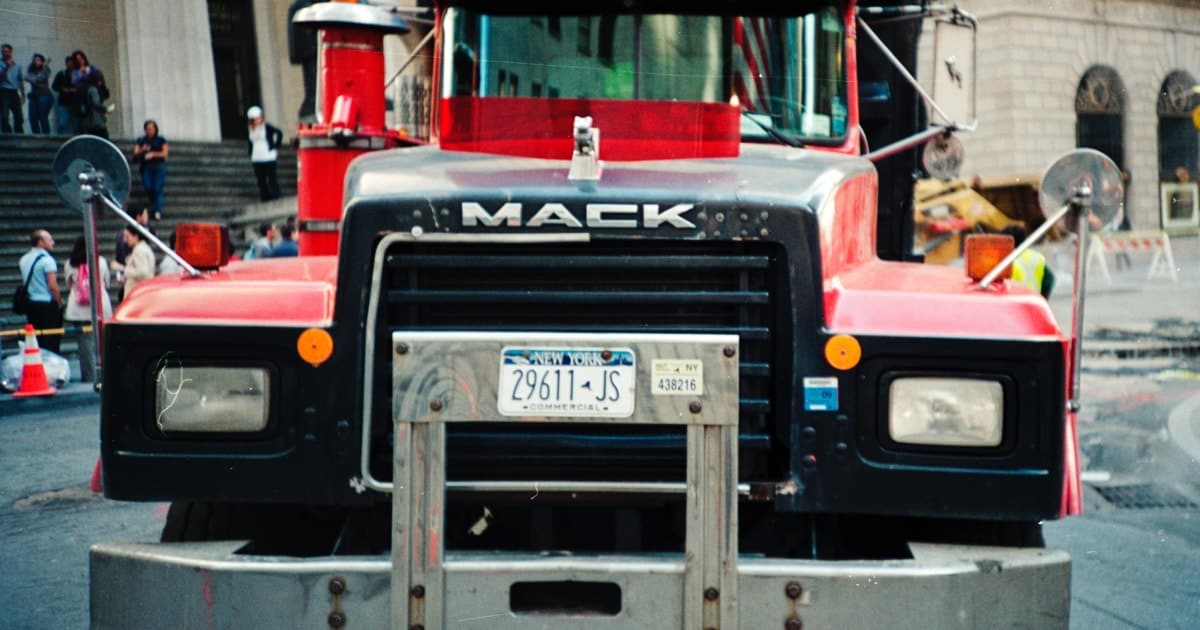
left=1086, top=230, right=1178, bottom=285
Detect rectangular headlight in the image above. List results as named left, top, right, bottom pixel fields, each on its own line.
left=888, top=377, right=1003, bottom=447
left=154, top=366, right=270, bottom=433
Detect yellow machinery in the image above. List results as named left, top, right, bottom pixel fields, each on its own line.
left=913, top=175, right=1045, bottom=264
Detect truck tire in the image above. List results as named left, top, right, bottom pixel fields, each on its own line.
left=160, top=501, right=256, bottom=543
left=161, top=501, right=347, bottom=556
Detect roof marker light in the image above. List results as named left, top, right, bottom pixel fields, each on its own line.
left=964, top=233, right=1014, bottom=282
left=175, top=223, right=230, bottom=270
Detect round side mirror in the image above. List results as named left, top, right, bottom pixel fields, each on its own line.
left=1038, top=148, right=1123, bottom=233
left=921, top=134, right=965, bottom=181
left=52, top=135, right=131, bottom=214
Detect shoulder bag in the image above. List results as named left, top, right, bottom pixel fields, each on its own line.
left=12, top=252, right=49, bottom=315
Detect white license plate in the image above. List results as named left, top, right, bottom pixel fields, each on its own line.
left=498, top=347, right=635, bottom=417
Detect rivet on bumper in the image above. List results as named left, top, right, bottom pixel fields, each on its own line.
left=328, top=577, right=346, bottom=595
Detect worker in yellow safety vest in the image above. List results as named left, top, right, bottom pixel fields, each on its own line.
left=1003, top=226, right=1055, bottom=299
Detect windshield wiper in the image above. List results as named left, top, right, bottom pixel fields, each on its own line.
left=740, top=110, right=805, bottom=148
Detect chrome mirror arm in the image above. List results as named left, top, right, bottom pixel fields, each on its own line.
left=93, top=193, right=203, bottom=278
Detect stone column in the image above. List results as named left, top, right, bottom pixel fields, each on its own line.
left=253, top=0, right=303, bottom=135
left=114, top=0, right=221, bottom=141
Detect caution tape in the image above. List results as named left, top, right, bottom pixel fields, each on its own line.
left=0, top=324, right=95, bottom=339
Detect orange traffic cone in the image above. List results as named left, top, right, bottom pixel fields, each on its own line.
left=12, top=324, right=57, bottom=398
left=89, top=457, right=103, bottom=493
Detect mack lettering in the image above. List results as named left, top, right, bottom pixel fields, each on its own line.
left=461, top=201, right=696, bottom=229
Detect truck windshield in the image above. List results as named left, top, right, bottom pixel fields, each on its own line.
left=442, top=5, right=848, bottom=141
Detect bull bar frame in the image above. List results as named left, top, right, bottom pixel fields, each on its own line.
left=90, top=332, right=1070, bottom=628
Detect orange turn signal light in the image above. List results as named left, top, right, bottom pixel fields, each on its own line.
left=174, top=223, right=231, bottom=270
left=297, top=328, right=334, bottom=367
left=824, top=334, right=862, bottom=371
left=964, top=234, right=1015, bottom=281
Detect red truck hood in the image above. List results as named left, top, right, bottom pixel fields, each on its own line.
left=826, top=259, right=1065, bottom=340
left=111, top=257, right=338, bottom=327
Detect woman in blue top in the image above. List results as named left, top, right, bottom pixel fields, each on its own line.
left=133, top=119, right=169, bottom=220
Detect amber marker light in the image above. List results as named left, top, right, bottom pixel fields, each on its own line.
left=964, top=234, right=1015, bottom=281
left=174, top=223, right=231, bottom=270
left=297, top=328, right=334, bottom=367
left=824, top=334, right=862, bottom=371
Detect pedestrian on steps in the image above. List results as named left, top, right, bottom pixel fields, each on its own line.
left=17, top=229, right=62, bottom=353
left=24, top=53, right=52, bottom=134
left=120, top=226, right=156, bottom=298
left=51, top=55, right=78, bottom=134
left=134, top=119, right=169, bottom=220
left=246, top=105, right=284, bottom=201
left=0, top=43, right=25, bottom=134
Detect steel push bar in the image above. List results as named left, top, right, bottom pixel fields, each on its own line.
left=389, top=332, right=741, bottom=628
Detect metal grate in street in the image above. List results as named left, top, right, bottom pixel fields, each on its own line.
left=1092, top=483, right=1199, bottom=510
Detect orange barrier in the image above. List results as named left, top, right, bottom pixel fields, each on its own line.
left=11, top=324, right=58, bottom=398
left=1086, top=231, right=1178, bottom=285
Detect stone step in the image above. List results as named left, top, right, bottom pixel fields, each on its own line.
left=0, top=135, right=299, bottom=305
left=0, top=161, right=298, bottom=178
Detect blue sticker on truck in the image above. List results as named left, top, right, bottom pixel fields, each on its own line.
left=803, top=376, right=839, bottom=411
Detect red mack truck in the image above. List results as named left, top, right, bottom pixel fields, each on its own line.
left=78, top=0, right=1121, bottom=627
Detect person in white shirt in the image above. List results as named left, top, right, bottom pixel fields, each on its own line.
left=121, top=226, right=156, bottom=297
left=246, top=105, right=283, bottom=201
left=157, top=230, right=183, bottom=276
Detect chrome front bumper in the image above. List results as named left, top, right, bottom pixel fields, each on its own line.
left=90, top=541, right=1070, bottom=628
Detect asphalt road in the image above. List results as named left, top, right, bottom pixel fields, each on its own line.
left=0, top=402, right=160, bottom=630
left=5, top=364, right=1196, bottom=626
left=3, top=397, right=1199, bottom=629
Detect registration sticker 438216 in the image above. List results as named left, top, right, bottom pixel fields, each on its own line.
left=651, top=359, right=703, bottom=396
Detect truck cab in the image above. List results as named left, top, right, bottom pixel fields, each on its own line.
left=91, top=1, right=1077, bottom=627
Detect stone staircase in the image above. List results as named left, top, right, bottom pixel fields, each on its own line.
left=0, top=135, right=297, bottom=357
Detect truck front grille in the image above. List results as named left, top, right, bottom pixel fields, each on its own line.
left=372, top=240, right=791, bottom=482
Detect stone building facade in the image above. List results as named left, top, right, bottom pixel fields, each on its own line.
left=927, top=0, right=1200, bottom=230
left=3, top=0, right=1197, bottom=229
left=0, top=0, right=425, bottom=142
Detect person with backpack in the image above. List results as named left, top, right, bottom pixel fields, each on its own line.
left=77, top=70, right=110, bottom=138
left=65, top=237, right=112, bottom=383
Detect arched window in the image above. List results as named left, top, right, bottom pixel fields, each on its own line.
left=1158, top=71, right=1199, bottom=183
left=1075, top=66, right=1126, bottom=170
left=1158, top=71, right=1200, bottom=229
